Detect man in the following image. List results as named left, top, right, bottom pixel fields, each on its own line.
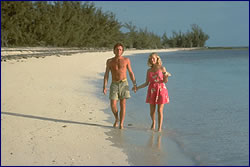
left=103, top=43, right=136, bottom=129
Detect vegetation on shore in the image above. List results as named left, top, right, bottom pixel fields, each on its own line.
left=2, top=1, right=209, bottom=49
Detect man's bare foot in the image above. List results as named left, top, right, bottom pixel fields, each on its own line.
left=158, top=128, right=162, bottom=132
left=113, top=120, right=119, bottom=128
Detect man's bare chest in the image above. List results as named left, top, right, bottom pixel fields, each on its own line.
left=110, top=59, right=127, bottom=70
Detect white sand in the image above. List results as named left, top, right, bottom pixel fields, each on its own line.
left=1, top=47, right=194, bottom=165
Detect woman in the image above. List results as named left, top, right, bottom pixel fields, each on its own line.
left=133, top=53, right=171, bottom=132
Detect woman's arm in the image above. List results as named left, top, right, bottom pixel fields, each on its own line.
left=136, top=70, right=150, bottom=91
left=161, top=66, right=169, bottom=83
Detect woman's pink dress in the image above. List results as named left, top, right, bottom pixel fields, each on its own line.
left=146, top=70, right=169, bottom=104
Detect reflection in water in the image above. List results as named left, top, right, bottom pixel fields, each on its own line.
left=117, top=129, right=125, bottom=146
left=147, top=132, right=162, bottom=150
left=106, top=128, right=167, bottom=165
left=144, top=132, right=164, bottom=165
left=108, top=129, right=126, bottom=148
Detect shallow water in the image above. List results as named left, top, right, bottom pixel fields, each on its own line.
left=100, top=49, right=249, bottom=165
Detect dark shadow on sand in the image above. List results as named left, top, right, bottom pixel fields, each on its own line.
left=1, top=111, right=112, bottom=129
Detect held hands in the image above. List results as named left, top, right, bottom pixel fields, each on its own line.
left=132, top=85, right=137, bottom=93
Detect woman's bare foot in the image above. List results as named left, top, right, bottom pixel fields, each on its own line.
left=113, top=120, right=119, bottom=128
left=158, top=128, right=162, bottom=132
left=151, top=122, right=155, bottom=130
left=119, top=124, right=124, bottom=129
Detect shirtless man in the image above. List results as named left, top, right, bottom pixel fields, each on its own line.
left=103, top=43, right=137, bottom=129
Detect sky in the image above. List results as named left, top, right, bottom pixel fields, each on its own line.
left=93, top=1, right=249, bottom=47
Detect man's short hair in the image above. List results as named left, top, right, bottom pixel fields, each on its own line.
left=113, top=43, right=124, bottom=51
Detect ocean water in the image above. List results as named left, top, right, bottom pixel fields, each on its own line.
left=102, top=49, right=249, bottom=166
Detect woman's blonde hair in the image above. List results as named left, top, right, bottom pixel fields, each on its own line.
left=147, top=52, right=162, bottom=67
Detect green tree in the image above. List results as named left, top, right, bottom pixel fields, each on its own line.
left=1, top=1, right=34, bottom=46
left=161, top=32, right=169, bottom=48
left=190, top=24, right=209, bottom=47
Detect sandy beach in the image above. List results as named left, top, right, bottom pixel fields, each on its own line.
left=1, top=47, right=194, bottom=165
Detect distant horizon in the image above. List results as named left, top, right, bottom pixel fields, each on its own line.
left=206, top=46, right=249, bottom=48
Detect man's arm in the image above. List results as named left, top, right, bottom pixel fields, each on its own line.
left=103, top=60, right=110, bottom=95
left=126, top=58, right=137, bottom=90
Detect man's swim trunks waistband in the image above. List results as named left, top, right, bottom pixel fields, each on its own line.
left=112, top=78, right=127, bottom=83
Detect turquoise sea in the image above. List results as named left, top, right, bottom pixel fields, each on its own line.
left=100, top=49, right=249, bottom=165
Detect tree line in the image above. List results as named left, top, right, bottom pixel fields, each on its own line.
left=1, top=1, right=209, bottom=49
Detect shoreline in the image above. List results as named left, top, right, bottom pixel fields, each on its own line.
left=1, top=47, right=198, bottom=61
left=1, top=47, right=192, bottom=165
left=2, top=46, right=247, bottom=61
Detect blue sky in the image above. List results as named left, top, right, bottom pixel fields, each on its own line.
left=93, top=1, right=249, bottom=47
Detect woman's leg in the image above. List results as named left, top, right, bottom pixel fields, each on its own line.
left=150, top=104, right=156, bottom=130
left=157, top=104, right=164, bottom=132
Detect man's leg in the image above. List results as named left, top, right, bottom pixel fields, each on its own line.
left=119, top=99, right=126, bottom=129
left=110, top=100, right=119, bottom=127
